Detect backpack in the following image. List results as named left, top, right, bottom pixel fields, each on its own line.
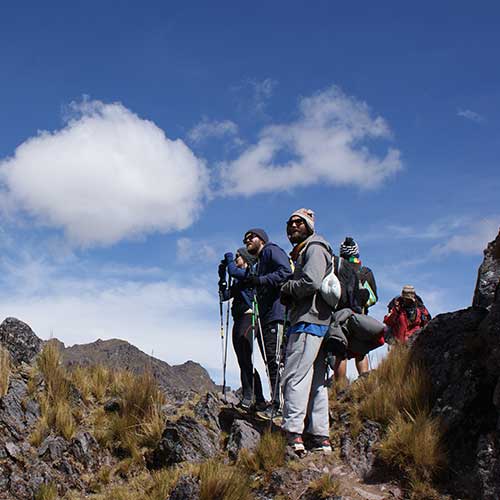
left=357, top=266, right=378, bottom=308
left=333, top=256, right=366, bottom=313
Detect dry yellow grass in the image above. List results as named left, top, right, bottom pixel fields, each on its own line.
left=307, top=473, right=341, bottom=499
left=0, top=347, right=11, bottom=397
left=378, top=411, right=446, bottom=480
left=199, top=459, right=253, bottom=500
left=32, top=343, right=77, bottom=442
left=238, top=430, right=286, bottom=474
left=91, top=368, right=166, bottom=455
left=35, top=482, right=58, bottom=500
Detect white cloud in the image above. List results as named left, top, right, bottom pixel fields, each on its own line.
left=249, top=78, right=277, bottom=112
left=433, top=217, right=499, bottom=255
left=187, top=118, right=239, bottom=144
left=0, top=99, right=208, bottom=247
left=219, top=86, right=402, bottom=196
left=176, top=237, right=218, bottom=263
left=457, top=108, right=484, bottom=123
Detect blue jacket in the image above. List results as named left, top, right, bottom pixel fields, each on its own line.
left=255, top=242, right=292, bottom=325
left=221, top=261, right=254, bottom=318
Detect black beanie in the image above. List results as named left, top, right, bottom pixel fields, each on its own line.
left=236, top=247, right=257, bottom=266
left=244, top=228, right=269, bottom=244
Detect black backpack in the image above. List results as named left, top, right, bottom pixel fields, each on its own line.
left=333, top=256, right=368, bottom=314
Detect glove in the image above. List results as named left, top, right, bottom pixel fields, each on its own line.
left=218, top=261, right=227, bottom=281
left=280, top=290, right=293, bottom=307
left=224, top=252, right=234, bottom=264
left=243, top=275, right=260, bottom=288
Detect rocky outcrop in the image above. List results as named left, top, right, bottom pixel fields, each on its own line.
left=408, top=232, right=500, bottom=499
left=0, top=318, right=42, bottom=365
left=473, top=228, right=500, bottom=310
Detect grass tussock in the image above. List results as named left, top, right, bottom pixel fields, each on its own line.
left=353, top=344, right=431, bottom=425
left=199, top=459, right=253, bottom=500
left=93, top=369, right=166, bottom=456
left=238, top=430, right=286, bottom=474
left=307, top=473, right=341, bottom=499
left=378, top=411, right=446, bottom=480
left=0, top=347, right=11, bottom=397
left=35, top=482, right=58, bottom=500
left=31, top=342, right=77, bottom=442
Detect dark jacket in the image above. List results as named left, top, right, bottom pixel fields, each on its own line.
left=222, top=261, right=254, bottom=318
left=255, top=242, right=292, bottom=325
left=280, top=234, right=333, bottom=327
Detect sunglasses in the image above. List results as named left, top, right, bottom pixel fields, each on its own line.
left=243, top=234, right=257, bottom=243
left=287, top=218, right=305, bottom=227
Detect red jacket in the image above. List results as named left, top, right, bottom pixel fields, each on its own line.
left=383, top=299, right=430, bottom=343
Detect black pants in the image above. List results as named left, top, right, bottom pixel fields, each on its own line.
left=232, top=313, right=264, bottom=403
left=257, top=320, right=283, bottom=406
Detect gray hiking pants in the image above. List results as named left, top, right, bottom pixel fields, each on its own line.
left=281, top=332, right=329, bottom=437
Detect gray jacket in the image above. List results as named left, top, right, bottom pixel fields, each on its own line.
left=281, top=234, right=333, bottom=327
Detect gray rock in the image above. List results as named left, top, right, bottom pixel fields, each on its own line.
left=476, top=434, right=500, bottom=500
left=168, top=474, right=200, bottom=500
left=5, top=442, right=22, bottom=461
left=473, top=229, right=500, bottom=310
left=146, top=415, right=220, bottom=469
left=193, top=391, right=222, bottom=430
left=0, top=376, right=29, bottom=439
left=103, top=398, right=121, bottom=413
left=340, top=419, right=382, bottom=478
left=38, top=435, right=69, bottom=461
left=226, top=419, right=260, bottom=460
left=0, top=317, right=43, bottom=365
left=70, top=431, right=98, bottom=465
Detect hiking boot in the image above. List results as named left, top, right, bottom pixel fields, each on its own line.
left=254, top=400, right=268, bottom=412
left=236, top=398, right=252, bottom=411
left=309, top=435, right=332, bottom=454
left=287, top=432, right=306, bottom=456
left=256, top=404, right=281, bottom=421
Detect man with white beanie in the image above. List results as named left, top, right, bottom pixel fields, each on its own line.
left=280, top=208, right=333, bottom=455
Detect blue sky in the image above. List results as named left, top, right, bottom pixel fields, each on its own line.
left=0, top=1, right=498, bottom=386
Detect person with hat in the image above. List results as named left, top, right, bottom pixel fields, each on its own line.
left=243, top=227, right=292, bottom=418
left=384, top=285, right=431, bottom=343
left=219, top=247, right=267, bottom=410
left=335, top=236, right=378, bottom=380
left=279, top=208, right=334, bottom=455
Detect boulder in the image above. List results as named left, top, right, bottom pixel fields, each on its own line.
left=226, top=419, right=260, bottom=460
left=473, top=229, right=500, bottom=310
left=168, top=474, right=200, bottom=500
left=0, top=317, right=43, bottom=365
left=193, top=392, right=222, bottom=430
left=146, top=415, right=220, bottom=469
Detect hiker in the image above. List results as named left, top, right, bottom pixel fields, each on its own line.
left=219, top=248, right=267, bottom=411
left=384, top=285, right=431, bottom=343
left=335, top=237, right=378, bottom=380
left=243, top=228, right=292, bottom=418
left=280, top=208, right=333, bottom=455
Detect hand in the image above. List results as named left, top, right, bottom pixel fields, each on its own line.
left=224, top=252, right=234, bottom=263
left=280, top=290, right=293, bottom=307
left=244, top=275, right=260, bottom=288
left=218, top=261, right=226, bottom=280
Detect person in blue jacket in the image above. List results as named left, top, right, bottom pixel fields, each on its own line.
left=219, top=247, right=266, bottom=410
left=243, top=228, right=292, bottom=418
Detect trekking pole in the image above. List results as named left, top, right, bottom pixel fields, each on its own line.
left=219, top=291, right=225, bottom=396
left=269, top=308, right=288, bottom=427
left=222, top=277, right=232, bottom=402
left=253, top=296, right=272, bottom=393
